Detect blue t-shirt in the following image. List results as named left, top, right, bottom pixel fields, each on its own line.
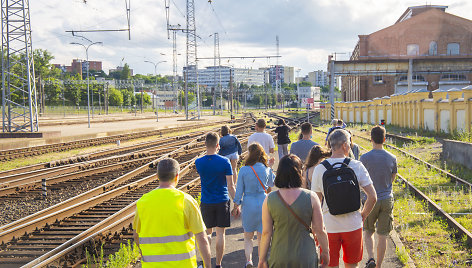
left=195, top=154, right=233, bottom=204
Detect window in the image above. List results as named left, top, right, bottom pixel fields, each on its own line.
left=429, top=41, right=437, bottom=55
left=399, top=75, right=425, bottom=82
left=447, top=43, right=460, bottom=55
left=374, top=76, right=384, bottom=84
left=407, top=44, right=419, bottom=56
left=440, top=73, right=467, bottom=81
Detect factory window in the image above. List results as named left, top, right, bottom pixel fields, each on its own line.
left=407, top=44, right=419, bottom=56
left=399, top=75, right=425, bottom=82
left=447, top=43, right=460, bottom=55
left=429, top=41, right=437, bottom=55
left=440, top=73, right=466, bottom=81
left=373, top=76, right=384, bottom=84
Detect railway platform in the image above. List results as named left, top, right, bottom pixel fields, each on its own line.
left=0, top=114, right=228, bottom=151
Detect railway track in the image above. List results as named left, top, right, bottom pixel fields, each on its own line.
left=267, top=113, right=472, bottom=247
left=0, top=114, right=256, bottom=267
left=0, top=118, right=240, bottom=162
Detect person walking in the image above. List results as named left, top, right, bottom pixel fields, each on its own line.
left=258, top=154, right=330, bottom=268
left=274, top=119, right=291, bottom=160
left=312, top=129, right=377, bottom=268
left=290, top=122, right=319, bottom=162
left=325, top=119, right=346, bottom=146
left=304, top=145, right=331, bottom=190
left=195, top=132, right=237, bottom=268
left=133, top=158, right=211, bottom=268
left=233, top=143, right=275, bottom=268
left=219, top=125, right=243, bottom=184
left=248, top=119, right=275, bottom=156
left=360, top=126, right=397, bottom=268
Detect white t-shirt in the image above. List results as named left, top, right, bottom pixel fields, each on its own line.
left=311, top=158, right=373, bottom=233
left=247, top=132, right=275, bottom=155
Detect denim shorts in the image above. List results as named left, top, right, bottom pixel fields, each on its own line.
left=223, top=152, right=239, bottom=160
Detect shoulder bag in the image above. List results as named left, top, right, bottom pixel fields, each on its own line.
left=250, top=165, right=269, bottom=194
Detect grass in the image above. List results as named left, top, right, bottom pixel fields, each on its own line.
left=395, top=246, right=409, bottom=266
left=0, top=122, right=241, bottom=172
left=82, top=240, right=140, bottom=268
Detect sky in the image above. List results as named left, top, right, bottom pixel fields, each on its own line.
left=30, top=0, right=472, bottom=78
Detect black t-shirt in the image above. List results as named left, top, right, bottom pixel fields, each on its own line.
left=275, top=125, right=291, bottom=145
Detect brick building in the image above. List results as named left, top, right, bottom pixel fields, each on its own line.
left=342, top=5, right=472, bottom=101
left=54, top=59, right=102, bottom=76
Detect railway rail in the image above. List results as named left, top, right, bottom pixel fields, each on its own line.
left=0, top=113, right=256, bottom=267
left=266, top=113, right=472, bottom=247
left=0, top=118, right=240, bottom=162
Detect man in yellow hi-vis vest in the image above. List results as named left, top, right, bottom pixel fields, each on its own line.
left=134, top=158, right=211, bottom=267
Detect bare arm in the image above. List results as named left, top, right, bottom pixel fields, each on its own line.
left=195, top=231, right=211, bottom=268
left=258, top=197, right=273, bottom=268
left=361, top=184, right=377, bottom=221
left=310, top=193, right=329, bottom=267
left=269, top=148, right=275, bottom=154
left=226, top=175, right=236, bottom=200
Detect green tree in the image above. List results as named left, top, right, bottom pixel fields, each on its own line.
left=43, top=78, right=63, bottom=105
left=178, top=90, right=196, bottom=106
left=108, top=88, right=123, bottom=106
left=121, top=63, right=131, bottom=80
left=300, top=81, right=312, bottom=87
left=64, top=74, right=85, bottom=107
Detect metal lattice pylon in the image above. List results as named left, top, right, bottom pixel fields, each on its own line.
left=1, top=0, right=38, bottom=132
left=185, top=0, right=199, bottom=120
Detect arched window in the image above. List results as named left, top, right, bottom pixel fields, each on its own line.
left=407, top=44, right=419, bottom=56
left=429, top=41, right=437, bottom=55
left=447, top=43, right=460, bottom=55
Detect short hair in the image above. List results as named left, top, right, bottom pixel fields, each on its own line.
left=256, top=119, right=266, bottom=128
left=337, top=119, right=344, bottom=126
left=221, top=125, right=231, bottom=136
left=157, top=158, right=180, bottom=182
left=331, top=119, right=338, bottom=125
left=305, top=145, right=331, bottom=169
left=205, top=132, right=219, bottom=148
left=275, top=154, right=303, bottom=188
left=245, top=143, right=268, bottom=167
left=301, top=122, right=312, bottom=134
left=371, top=126, right=386, bottom=144
left=277, top=119, right=286, bottom=126
left=328, top=129, right=350, bottom=151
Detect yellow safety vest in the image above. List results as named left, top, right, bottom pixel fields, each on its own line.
left=137, top=188, right=197, bottom=268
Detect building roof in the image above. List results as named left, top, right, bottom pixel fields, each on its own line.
left=396, top=5, right=448, bottom=24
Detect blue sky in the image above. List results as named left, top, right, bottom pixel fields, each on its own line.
left=30, top=0, right=472, bottom=77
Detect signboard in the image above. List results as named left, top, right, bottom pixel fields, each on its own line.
left=307, top=98, right=314, bottom=104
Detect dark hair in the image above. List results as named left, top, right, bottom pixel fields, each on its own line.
left=337, top=119, right=344, bottom=126
left=371, top=126, right=386, bottom=144
left=277, top=119, right=286, bottom=126
left=157, top=158, right=180, bottom=182
left=275, top=154, right=303, bottom=188
left=305, top=145, right=331, bottom=169
left=256, top=119, right=266, bottom=128
left=205, top=132, right=219, bottom=148
left=245, top=143, right=268, bottom=167
left=301, top=122, right=312, bottom=134
left=221, top=125, right=231, bottom=136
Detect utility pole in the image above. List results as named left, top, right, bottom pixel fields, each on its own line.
left=276, top=35, right=280, bottom=111
left=186, top=0, right=200, bottom=120
left=144, top=60, right=166, bottom=121
left=296, top=68, right=301, bottom=109
left=2, top=0, right=38, bottom=132
left=230, top=69, right=233, bottom=120
left=105, top=82, right=109, bottom=115
left=212, top=33, right=218, bottom=115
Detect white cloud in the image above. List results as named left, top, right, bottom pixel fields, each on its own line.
left=28, top=0, right=472, bottom=77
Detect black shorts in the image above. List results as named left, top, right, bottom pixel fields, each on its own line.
left=200, top=200, right=231, bottom=228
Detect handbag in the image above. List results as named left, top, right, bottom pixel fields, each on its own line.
left=250, top=165, right=269, bottom=194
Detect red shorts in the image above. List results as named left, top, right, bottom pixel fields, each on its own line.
left=327, top=228, right=363, bottom=266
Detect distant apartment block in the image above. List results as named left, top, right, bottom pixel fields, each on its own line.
left=53, top=59, right=102, bottom=76
left=183, top=66, right=266, bottom=90
left=267, top=65, right=295, bottom=87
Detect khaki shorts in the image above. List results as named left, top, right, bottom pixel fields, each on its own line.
left=364, top=197, right=394, bottom=236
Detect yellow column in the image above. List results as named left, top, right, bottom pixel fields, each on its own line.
left=463, top=86, right=472, bottom=132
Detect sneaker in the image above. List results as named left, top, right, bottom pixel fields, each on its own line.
left=245, top=261, right=254, bottom=268
left=365, top=258, right=376, bottom=268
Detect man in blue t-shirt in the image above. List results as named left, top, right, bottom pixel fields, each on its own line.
left=195, top=132, right=235, bottom=268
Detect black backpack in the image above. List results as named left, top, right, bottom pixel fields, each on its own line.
left=321, top=158, right=361, bottom=215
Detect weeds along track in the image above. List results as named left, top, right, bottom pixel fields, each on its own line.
left=0, top=119, right=240, bottom=162
left=0, top=114, right=256, bottom=267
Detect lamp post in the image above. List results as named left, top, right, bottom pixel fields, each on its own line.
left=296, top=68, right=301, bottom=109
left=71, top=41, right=102, bottom=128
left=144, top=60, right=167, bottom=122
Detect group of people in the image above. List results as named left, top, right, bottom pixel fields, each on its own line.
left=133, top=117, right=397, bottom=268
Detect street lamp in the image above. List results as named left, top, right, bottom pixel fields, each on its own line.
left=144, top=60, right=167, bottom=122
left=70, top=41, right=103, bottom=128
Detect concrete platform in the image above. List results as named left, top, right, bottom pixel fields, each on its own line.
left=0, top=114, right=229, bottom=151
left=0, top=131, right=60, bottom=139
